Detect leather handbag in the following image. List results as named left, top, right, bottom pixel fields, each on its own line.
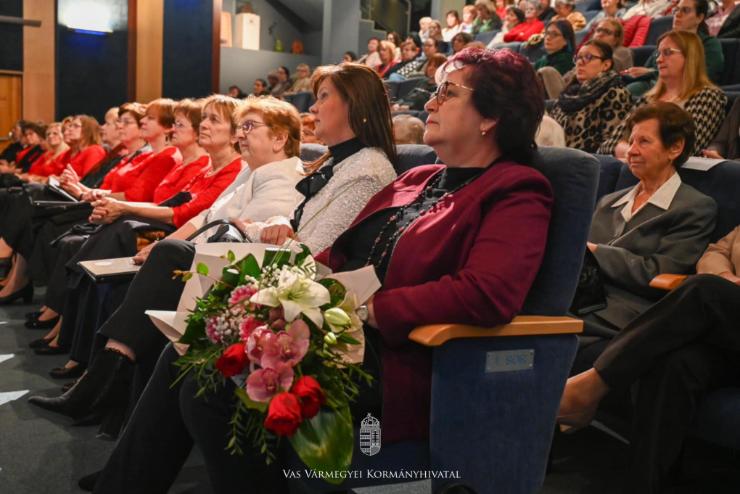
left=569, top=250, right=608, bottom=316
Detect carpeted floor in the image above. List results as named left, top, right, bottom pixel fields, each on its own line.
left=2, top=293, right=739, bottom=494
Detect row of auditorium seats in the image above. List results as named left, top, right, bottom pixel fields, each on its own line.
left=297, top=142, right=740, bottom=491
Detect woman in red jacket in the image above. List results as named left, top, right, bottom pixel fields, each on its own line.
left=25, top=122, right=70, bottom=180
left=504, top=0, right=545, bottom=42
left=71, top=48, right=553, bottom=494
left=58, top=115, right=107, bottom=178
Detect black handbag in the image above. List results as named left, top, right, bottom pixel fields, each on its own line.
left=569, top=249, right=608, bottom=316
left=185, top=219, right=248, bottom=243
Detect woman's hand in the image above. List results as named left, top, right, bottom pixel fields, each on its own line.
left=89, top=197, right=127, bottom=224
left=59, top=165, right=80, bottom=186
left=229, top=217, right=252, bottom=235
left=718, top=271, right=740, bottom=285
left=132, top=241, right=156, bottom=265
left=621, top=67, right=653, bottom=78
left=260, top=224, right=295, bottom=245
left=702, top=149, right=724, bottom=160
left=81, top=189, right=109, bottom=203
left=587, top=242, right=598, bottom=253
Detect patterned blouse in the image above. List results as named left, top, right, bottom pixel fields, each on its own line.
left=597, top=86, right=728, bottom=156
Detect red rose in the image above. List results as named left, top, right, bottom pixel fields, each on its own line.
left=264, top=392, right=303, bottom=436
left=215, top=342, right=248, bottom=377
left=291, top=376, right=325, bottom=419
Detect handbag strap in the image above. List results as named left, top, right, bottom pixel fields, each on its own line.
left=185, top=219, right=247, bottom=242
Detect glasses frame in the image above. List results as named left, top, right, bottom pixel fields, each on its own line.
left=657, top=47, right=683, bottom=58
left=573, top=53, right=606, bottom=64
left=594, top=27, right=615, bottom=36
left=239, top=120, right=269, bottom=134
left=430, top=80, right=474, bottom=106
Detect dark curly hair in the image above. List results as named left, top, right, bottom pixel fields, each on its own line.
left=449, top=47, right=545, bottom=161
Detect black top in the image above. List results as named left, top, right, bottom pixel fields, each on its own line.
left=292, top=137, right=366, bottom=230
left=341, top=166, right=485, bottom=282
left=17, top=145, right=44, bottom=172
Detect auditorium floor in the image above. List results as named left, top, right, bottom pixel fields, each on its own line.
left=1, top=297, right=738, bottom=494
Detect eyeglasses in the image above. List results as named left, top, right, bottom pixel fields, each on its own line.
left=239, top=120, right=268, bottom=134
left=657, top=47, right=683, bottom=58
left=676, top=6, right=694, bottom=15
left=594, top=27, right=615, bottom=36
left=430, top=80, right=474, bottom=105
left=544, top=30, right=563, bottom=38
left=574, top=53, right=605, bottom=64
left=173, top=121, right=191, bottom=130
left=119, top=118, right=138, bottom=126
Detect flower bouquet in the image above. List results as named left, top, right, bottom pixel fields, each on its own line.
left=152, top=243, right=378, bottom=481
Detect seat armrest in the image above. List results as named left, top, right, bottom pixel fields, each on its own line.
left=649, top=274, right=688, bottom=291
left=408, top=315, right=583, bottom=347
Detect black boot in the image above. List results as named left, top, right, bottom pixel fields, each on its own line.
left=28, top=349, right=134, bottom=419
left=78, top=470, right=100, bottom=492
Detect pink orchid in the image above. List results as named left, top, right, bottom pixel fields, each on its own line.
left=239, top=316, right=263, bottom=342
left=261, top=319, right=310, bottom=369
left=246, top=327, right=274, bottom=364
left=246, top=365, right=294, bottom=402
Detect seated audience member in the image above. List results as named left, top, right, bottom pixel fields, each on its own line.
left=270, top=66, right=292, bottom=98
left=585, top=0, right=626, bottom=29
left=713, top=0, right=740, bottom=37
left=387, top=32, right=404, bottom=55
left=57, top=115, right=107, bottom=179
left=418, top=16, right=432, bottom=41
left=560, top=223, right=740, bottom=492
left=343, top=51, right=357, bottom=63
left=461, top=4, right=479, bottom=32
left=591, top=18, right=634, bottom=72
left=387, top=40, right=424, bottom=81
left=392, top=53, right=447, bottom=111
left=451, top=32, right=474, bottom=53
left=227, top=85, right=246, bottom=98
left=392, top=114, right=426, bottom=144
left=538, top=0, right=557, bottom=22
left=82, top=48, right=555, bottom=494
left=490, top=5, right=526, bottom=45
left=376, top=41, right=399, bottom=79
left=427, top=20, right=445, bottom=44
left=704, top=97, right=739, bottom=159
left=299, top=112, right=322, bottom=144
left=27, top=64, right=397, bottom=434
left=285, top=64, right=312, bottom=94
left=443, top=9, right=463, bottom=41
left=13, top=121, right=46, bottom=173
left=412, top=38, right=443, bottom=77
left=0, top=120, right=25, bottom=168
left=251, top=78, right=269, bottom=96
left=549, top=40, right=633, bottom=152
left=25, top=122, right=70, bottom=181
left=473, top=0, right=504, bottom=33
left=503, top=1, right=545, bottom=42
left=622, top=0, right=674, bottom=19
left=552, top=0, right=587, bottom=31
left=536, top=20, right=577, bottom=97
left=624, top=0, right=724, bottom=95
left=574, top=102, right=716, bottom=366
left=600, top=31, right=727, bottom=157
left=359, top=37, right=382, bottom=69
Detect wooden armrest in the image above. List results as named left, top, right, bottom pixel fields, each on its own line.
left=649, top=274, right=688, bottom=291
left=408, top=315, right=583, bottom=347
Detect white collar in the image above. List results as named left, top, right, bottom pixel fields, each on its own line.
left=612, top=172, right=682, bottom=221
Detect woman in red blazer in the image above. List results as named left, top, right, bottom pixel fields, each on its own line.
left=504, top=1, right=545, bottom=42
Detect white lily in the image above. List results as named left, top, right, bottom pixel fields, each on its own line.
left=250, top=267, right=330, bottom=327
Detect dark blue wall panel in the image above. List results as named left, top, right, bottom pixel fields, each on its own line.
left=162, top=0, right=214, bottom=99
left=56, top=29, right=129, bottom=121
left=0, top=0, right=23, bottom=71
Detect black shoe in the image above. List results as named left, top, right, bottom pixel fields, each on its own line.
left=34, top=345, right=68, bottom=356
left=49, top=365, right=85, bottom=379
left=28, top=349, right=133, bottom=419
left=0, top=283, right=33, bottom=305
left=0, top=257, right=11, bottom=280
left=61, top=381, right=76, bottom=393
left=78, top=470, right=100, bottom=492
left=25, top=310, right=43, bottom=321
left=25, top=315, right=60, bottom=330
left=29, top=337, right=52, bottom=349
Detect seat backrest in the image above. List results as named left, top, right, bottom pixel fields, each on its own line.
left=299, top=143, right=327, bottom=163
left=299, top=143, right=436, bottom=176
left=645, top=16, right=673, bottom=46
left=631, top=45, right=655, bottom=67
left=521, top=147, right=600, bottom=314
left=396, top=77, right=427, bottom=100
left=719, top=39, right=740, bottom=86
left=604, top=156, right=740, bottom=242
left=475, top=30, right=497, bottom=45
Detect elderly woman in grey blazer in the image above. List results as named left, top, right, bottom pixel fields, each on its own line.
left=575, top=102, right=717, bottom=368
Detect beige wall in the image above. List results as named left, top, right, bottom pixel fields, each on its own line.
left=22, top=0, right=55, bottom=122
left=135, top=0, right=164, bottom=102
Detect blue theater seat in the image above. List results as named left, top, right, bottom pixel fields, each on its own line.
left=291, top=145, right=600, bottom=493
left=645, top=16, right=673, bottom=46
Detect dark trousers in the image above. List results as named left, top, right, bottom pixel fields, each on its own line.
left=591, top=274, right=740, bottom=493
left=97, top=238, right=196, bottom=402
left=93, top=344, right=286, bottom=494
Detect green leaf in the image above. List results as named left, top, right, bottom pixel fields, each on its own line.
left=234, top=387, right=268, bottom=413
left=336, top=333, right=360, bottom=345
left=226, top=250, right=236, bottom=263
left=222, top=267, right=240, bottom=288
left=289, top=407, right=353, bottom=484
left=179, top=319, right=206, bottom=345
left=196, top=262, right=209, bottom=276
left=181, top=272, right=193, bottom=282
left=318, top=279, right=347, bottom=307
left=238, top=254, right=261, bottom=278
left=263, top=248, right=292, bottom=268
left=294, top=244, right=312, bottom=266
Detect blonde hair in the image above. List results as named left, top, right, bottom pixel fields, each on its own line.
left=235, top=96, right=302, bottom=158
left=647, top=30, right=716, bottom=102
left=201, top=94, right=242, bottom=133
